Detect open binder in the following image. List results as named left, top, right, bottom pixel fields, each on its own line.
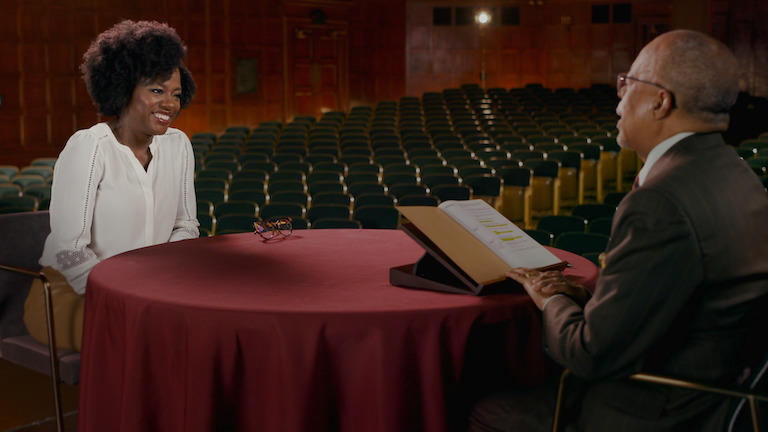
left=391, top=202, right=568, bottom=295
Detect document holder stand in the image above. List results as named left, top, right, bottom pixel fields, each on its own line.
left=390, top=222, right=521, bottom=295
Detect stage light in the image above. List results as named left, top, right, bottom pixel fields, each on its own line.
left=475, top=10, right=491, bottom=25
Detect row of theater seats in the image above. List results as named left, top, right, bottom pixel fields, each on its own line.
left=190, top=84, right=639, bottom=240
left=738, top=134, right=768, bottom=187
left=0, top=159, right=57, bottom=213
left=5, top=83, right=765, bottom=266
left=189, top=83, right=631, bottom=264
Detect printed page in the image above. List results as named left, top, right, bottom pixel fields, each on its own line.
left=438, top=199, right=562, bottom=269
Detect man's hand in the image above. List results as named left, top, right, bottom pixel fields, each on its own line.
left=506, top=268, right=590, bottom=310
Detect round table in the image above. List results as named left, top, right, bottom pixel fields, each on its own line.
left=79, top=229, right=598, bottom=432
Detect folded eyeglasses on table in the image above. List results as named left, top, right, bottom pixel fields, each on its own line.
left=253, top=217, right=293, bottom=241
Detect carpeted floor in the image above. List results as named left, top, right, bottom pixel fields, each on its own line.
left=5, top=412, right=78, bottom=432
left=0, top=359, right=78, bottom=432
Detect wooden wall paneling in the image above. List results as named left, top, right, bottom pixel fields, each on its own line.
left=209, top=73, right=228, bottom=105
left=49, top=76, right=75, bottom=146
left=348, top=0, right=405, bottom=104
left=0, top=0, right=18, bottom=44
left=727, top=0, right=768, bottom=96
left=184, top=13, right=208, bottom=135
left=50, top=73, right=75, bottom=111
left=0, top=0, right=21, bottom=166
left=208, top=106, right=227, bottom=131
left=229, top=3, right=263, bottom=128
left=497, top=28, right=523, bottom=87
left=404, top=0, right=645, bottom=92
left=751, top=0, right=768, bottom=96
left=0, top=74, right=22, bottom=113
left=334, top=28, right=351, bottom=112
left=499, top=48, right=521, bottom=87
left=175, top=105, right=206, bottom=134
left=21, top=42, right=47, bottom=77
left=262, top=16, right=284, bottom=46
left=187, top=0, right=206, bottom=15
left=672, top=0, right=708, bottom=31
left=186, top=44, right=207, bottom=80
left=403, top=0, right=432, bottom=96
left=22, top=109, right=49, bottom=151
left=569, top=49, right=591, bottom=88
left=20, top=4, right=47, bottom=43
left=289, top=26, right=314, bottom=117
left=211, top=3, right=231, bottom=128
left=381, top=8, right=406, bottom=100
left=285, top=18, right=349, bottom=120
left=6, top=0, right=768, bottom=167
left=317, top=26, right=342, bottom=113
left=0, top=42, right=20, bottom=77
left=0, top=116, right=22, bottom=153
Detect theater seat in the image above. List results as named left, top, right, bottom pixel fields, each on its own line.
left=537, top=215, right=588, bottom=241
left=353, top=205, right=400, bottom=229
left=524, top=229, right=554, bottom=246
left=496, top=167, right=532, bottom=229
left=311, top=218, right=362, bottom=229
left=554, top=232, right=609, bottom=255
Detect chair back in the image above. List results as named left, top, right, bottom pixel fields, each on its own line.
left=0, top=211, right=49, bottom=344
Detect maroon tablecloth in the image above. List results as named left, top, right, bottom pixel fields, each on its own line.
left=78, top=229, right=597, bottom=432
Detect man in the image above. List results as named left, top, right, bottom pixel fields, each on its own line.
left=472, top=30, right=768, bottom=431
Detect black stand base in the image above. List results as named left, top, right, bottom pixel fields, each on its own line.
left=390, top=253, right=521, bottom=296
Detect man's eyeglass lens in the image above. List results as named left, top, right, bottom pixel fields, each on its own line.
left=617, top=73, right=668, bottom=95
left=617, top=73, right=676, bottom=107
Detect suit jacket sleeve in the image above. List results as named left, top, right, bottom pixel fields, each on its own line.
left=542, top=187, right=703, bottom=379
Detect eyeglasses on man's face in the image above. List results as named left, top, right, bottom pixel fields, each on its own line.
left=617, top=73, right=676, bottom=108
left=254, top=217, right=293, bottom=241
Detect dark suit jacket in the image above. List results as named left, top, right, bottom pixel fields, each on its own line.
left=543, top=133, right=768, bottom=431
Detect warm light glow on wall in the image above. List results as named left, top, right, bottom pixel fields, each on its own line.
left=475, top=10, right=491, bottom=25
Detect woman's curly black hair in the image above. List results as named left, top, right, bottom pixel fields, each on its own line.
left=80, top=20, right=196, bottom=117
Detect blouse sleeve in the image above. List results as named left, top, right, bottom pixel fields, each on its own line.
left=168, top=133, right=199, bottom=241
left=44, top=130, right=105, bottom=295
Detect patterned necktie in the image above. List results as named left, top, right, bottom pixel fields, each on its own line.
left=632, top=175, right=640, bottom=190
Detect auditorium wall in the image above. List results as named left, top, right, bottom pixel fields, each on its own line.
left=1, top=0, right=766, bottom=167
left=0, top=0, right=406, bottom=166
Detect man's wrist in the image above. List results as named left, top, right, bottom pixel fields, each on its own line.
left=542, top=292, right=588, bottom=310
left=541, top=293, right=566, bottom=310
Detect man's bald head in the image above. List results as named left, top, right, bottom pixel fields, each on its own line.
left=645, top=30, right=740, bottom=128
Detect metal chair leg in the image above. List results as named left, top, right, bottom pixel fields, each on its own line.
left=749, top=395, right=760, bottom=432
left=0, top=265, right=64, bottom=432
left=551, top=369, right=570, bottom=432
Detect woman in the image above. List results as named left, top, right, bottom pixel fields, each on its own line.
left=23, top=20, right=199, bottom=351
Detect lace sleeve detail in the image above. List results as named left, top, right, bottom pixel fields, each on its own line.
left=55, top=247, right=98, bottom=271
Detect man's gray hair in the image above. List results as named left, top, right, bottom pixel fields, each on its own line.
left=657, top=30, right=740, bottom=126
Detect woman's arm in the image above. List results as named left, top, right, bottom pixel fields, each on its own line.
left=43, top=130, right=104, bottom=294
left=168, top=134, right=199, bottom=241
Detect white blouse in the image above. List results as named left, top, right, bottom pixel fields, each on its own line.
left=40, top=122, right=199, bottom=294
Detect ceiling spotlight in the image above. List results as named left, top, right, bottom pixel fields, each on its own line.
left=475, top=10, right=491, bottom=25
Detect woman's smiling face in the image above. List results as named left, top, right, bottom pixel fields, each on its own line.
left=119, top=68, right=182, bottom=137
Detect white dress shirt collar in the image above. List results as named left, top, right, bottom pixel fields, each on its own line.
left=636, top=132, right=695, bottom=187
